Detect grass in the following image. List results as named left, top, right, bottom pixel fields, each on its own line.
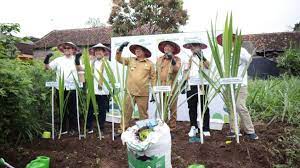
left=247, top=75, right=300, bottom=127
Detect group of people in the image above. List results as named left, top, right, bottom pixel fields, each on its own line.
left=43, top=33, right=258, bottom=140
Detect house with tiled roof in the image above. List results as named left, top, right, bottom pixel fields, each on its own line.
left=243, top=31, right=300, bottom=78
left=243, top=31, right=300, bottom=59
left=33, top=26, right=112, bottom=58
left=16, top=42, right=35, bottom=60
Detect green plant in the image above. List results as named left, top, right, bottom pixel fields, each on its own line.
left=57, top=73, right=71, bottom=139
left=201, top=13, right=246, bottom=140
left=81, top=48, right=102, bottom=139
left=247, top=75, right=300, bottom=126
left=153, top=65, right=190, bottom=122
left=100, top=57, right=133, bottom=132
left=0, top=59, right=54, bottom=144
left=108, top=0, right=188, bottom=36
left=0, top=23, right=22, bottom=59
left=277, top=47, right=300, bottom=76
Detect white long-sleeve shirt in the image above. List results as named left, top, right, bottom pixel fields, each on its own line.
left=238, top=47, right=252, bottom=86
left=49, top=55, right=79, bottom=90
left=91, top=58, right=110, bottom=95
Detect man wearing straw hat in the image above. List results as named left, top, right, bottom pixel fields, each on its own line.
left=183, top=41, right=211, bottom=137
left=217, top=34, right=258, bottom=140
left=156, top=40, right=181, bottom=133
left=115, top=42, right=156, bottom=136
left=76, top=43, right=111, bottom=135
left=44, top=42, right=80, bottom=135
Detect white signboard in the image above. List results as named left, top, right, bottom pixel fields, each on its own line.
left=153, top=86, right=172, bottom=92
left=188, top=77, right=209, bottom=86
left=219, top=77, right=243, bottom=85
left=45, top=81, right=83, bottom=89
left=45, top=81, right=58, bottom=87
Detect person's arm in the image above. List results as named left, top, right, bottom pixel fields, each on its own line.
left=150, top=62, right=157, bottom=87
left=183, top=57, right=192, bottom=73
left=74, top=52, right=85, bottom=83
left=115, top=51, right=130, bottom=65
left=240, top=48, right=252, bottom=65
left=44, top=53, right=53, bottom=70
left=116, top=42, right=130, bottom=65
left=75, top=52, right=84, bottom=71
left=172, top=56, right=181, bottom=73
left=203, top=60, right=210, bottom=69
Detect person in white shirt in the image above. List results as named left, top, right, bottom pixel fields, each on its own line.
left=76, top=43, right=111, bottom=135
left=44, top=42, right=80, bottom=135
left=217, top=34, right=258, bottom=140
left=183, top=41, right=211, bottom=137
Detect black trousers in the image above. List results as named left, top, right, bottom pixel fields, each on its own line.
left=56, top=89, right=77, bottom=132
left=87, top=95, right=109, bottom=131
left=187, top=85, right=210, bottom=131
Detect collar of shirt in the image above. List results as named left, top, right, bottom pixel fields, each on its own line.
left=135, top=57, right=147, bottom=62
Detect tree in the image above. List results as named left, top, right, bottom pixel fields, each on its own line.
left=109, top=0, right=188, bottom=36
left=293, top=21, right=300, bottom=31
left=85, top=17, right=106, bottom=28
left=0, top=23, right=22, bottom=59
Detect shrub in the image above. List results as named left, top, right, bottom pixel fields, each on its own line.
left=277, top=47, right=300, bottom=76
left=0, top=59, right=55, bottom=144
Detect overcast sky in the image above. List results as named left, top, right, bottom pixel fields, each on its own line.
left=1, top=0, right=299, bottom=38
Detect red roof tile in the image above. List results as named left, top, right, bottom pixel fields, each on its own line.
left=34, top=27, right=112, bottom=49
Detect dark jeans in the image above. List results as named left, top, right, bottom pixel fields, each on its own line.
left=87, top=95, right=109, bottom=131
left=187, top=85, right=210, bottom=131
left=56, top=89, right=77, bottom=132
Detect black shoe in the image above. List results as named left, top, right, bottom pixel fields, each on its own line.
left=226, top=131, right=242, bottom=138
left=245, top=133, right=259, bottom=140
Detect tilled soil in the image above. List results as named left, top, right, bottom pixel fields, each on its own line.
left=0, top=122, right=291, bottom=168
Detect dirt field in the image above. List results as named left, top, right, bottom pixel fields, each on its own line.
left=0, top=121, right=294, bottom=168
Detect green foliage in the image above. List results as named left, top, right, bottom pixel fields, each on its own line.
left=82, top=49, right=102, bottom=138
left=154, top=65, right=189, bottom=122
left=101, top=58, right=128, bottom=131
left=57, top=72, right=70, bottom=139
left=195, top=13, right=251, bottom=142
left=0, top=59, right=55, bottom=144
left=0, top=23, right=22, bottom=59
left=247, top=76, right=300, bottom=127
left=109, top=0, right=188, bottom=36
left=277, top=47, right=300, bottom=76
left=293, top=21, right=300, bottom=31
left=203, top=13, right=245, bottom=135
